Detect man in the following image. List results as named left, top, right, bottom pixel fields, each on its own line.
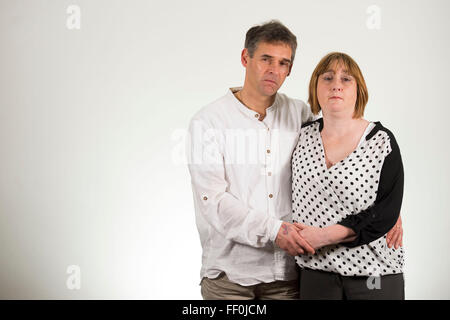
left=187, top=20, right=403, bottom=300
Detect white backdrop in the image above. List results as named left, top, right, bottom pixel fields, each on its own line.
left=0, top=0, right=449, bottom=299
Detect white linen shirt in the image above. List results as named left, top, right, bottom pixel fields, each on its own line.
left=187, top=87, right=314, bottom=286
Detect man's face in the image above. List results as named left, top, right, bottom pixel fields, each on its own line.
left=242, top=41, right=293, bottom=97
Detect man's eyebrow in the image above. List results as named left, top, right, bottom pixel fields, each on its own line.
left=260, top=54, right=292, bottom=64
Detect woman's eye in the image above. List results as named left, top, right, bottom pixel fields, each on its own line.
left=323, top=76, right=332, bottom=81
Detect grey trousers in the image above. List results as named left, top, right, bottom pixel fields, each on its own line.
left=201, top=272, right=299, bottom=300
left=299, top=268, right=405, bottom=300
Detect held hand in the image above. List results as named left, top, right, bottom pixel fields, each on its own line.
left=386, top=215, right=403, bottom=249
left=293, top=223, right=330, bottom=250
left=275, top=222, right=315, bottom=256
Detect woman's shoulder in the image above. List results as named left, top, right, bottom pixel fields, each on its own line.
left=366, top=121, right=401, bottom=152
left=366, top=121, right=397, bottom=139
left=301, top=117, right=323, bottom=131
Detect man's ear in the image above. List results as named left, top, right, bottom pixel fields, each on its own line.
left=241, top=48, right=249, bottom=67
left=287, top=64, right=293, bottom=77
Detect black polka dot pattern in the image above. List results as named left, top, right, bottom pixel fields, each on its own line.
left=292, top=121, right=404, bottom=276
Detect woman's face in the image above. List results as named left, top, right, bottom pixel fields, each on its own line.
left=317, top=62, right=357, bottom=117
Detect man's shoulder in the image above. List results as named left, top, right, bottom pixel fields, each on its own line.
left=276, top=92, right=308, bottom=110
left=276, top=92, right=315, bottom=125
left=190, top=91, right=232, bottom=123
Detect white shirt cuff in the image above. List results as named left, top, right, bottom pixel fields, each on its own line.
left=269, top=218, right=284, bottom=242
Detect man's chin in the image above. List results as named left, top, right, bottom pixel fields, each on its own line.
left=260, top=86, right=279, bottom=97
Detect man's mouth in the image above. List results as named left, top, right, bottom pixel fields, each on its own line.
left=263, top=79, right=277, bottom=85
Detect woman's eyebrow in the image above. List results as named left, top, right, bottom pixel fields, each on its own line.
left=323, top=69, right=350, bottom=74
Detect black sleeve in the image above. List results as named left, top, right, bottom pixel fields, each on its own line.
left=337, top=130, right=404, bottom=248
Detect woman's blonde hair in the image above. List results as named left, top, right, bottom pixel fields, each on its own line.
left=308, top=52, right=369, bottom=118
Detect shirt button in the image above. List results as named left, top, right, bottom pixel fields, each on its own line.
left=254, top=114, right=259, bottom=118
left=203, top=196, right=208, bottom=201
left=269, top=194, right=273, bottom=198
left=266, top=149, right=271, bottom=154
left=268, top=172, right=272, bottom=176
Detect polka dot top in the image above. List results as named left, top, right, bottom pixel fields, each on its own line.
left=292, top=118, right=404, bottom=277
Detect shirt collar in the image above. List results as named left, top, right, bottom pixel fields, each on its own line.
left=228, top=87, right=279, bottom=120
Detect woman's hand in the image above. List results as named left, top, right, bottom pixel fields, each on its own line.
left=386, top=215, right=403, bottom=249
left=293, top=223, right=330, bottom=250
left=293, top=223, right=357, bottom=250
left=276, top=222, right=316, bottom=256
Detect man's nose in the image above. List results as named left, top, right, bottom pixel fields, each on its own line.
left=267, top=63, right=280, bottom=74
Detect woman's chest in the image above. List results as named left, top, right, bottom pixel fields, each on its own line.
left=322, top=134, right=362, bottom=169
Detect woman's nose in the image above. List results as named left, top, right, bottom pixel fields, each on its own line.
left=332, top=80, right=343, bottom=91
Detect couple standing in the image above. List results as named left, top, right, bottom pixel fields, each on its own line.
left=187, top=20, right=405, bottom=300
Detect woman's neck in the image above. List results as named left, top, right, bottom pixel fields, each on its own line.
left=321, top=113, right=368, bottom=138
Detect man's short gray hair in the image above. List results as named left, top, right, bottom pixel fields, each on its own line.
left=244, top=20, right=298, bottom=63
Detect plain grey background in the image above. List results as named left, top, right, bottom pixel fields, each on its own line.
left=0, top=0, right=449, bottom=299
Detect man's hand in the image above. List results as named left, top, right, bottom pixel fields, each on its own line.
left=386, top=215, right=403, bottom=249
left=275, top=222, right=315, bottom=256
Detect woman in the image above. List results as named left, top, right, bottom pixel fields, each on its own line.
left=291, top=52, right=405, bottom=299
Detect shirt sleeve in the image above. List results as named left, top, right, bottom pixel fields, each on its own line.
left=337, top=131, right=404, bottom=248
left=187, top=117, right=283, bottom=248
